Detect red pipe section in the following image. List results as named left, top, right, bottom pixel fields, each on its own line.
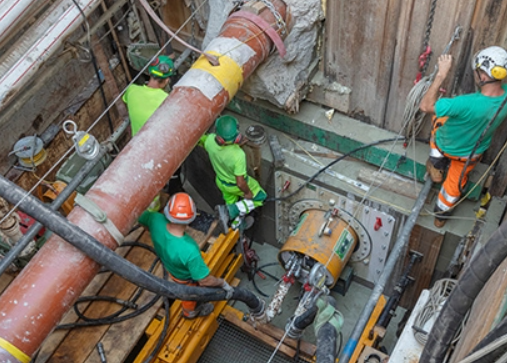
left=0, top=1, right=287, bottom=361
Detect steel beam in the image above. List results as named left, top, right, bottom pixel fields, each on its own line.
left=0, top=1, right=287, bottom=361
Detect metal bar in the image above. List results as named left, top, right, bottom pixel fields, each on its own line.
left=0, top=1, right=286, bottom=360
left=0, top=147, right=107, bottom=276
left=338, top=177, right=433, bottom=363
left=0, top=0, right=103, bottom=112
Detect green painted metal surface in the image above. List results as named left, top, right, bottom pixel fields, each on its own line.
left=228, top=97, right=482, bottom=200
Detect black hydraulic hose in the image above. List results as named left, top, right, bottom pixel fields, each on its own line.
left=316, top=323, right=338, bottom=363
left=458, top=91, right=507, bottom=194
left=420, top=218, right=507, bottom=363
left=0, top=176, right=265, bottom=315
left=316, top=296, right=339, bottom=363
left=266, top=137, right=402, bottom=202
left=293, top=305, right=318, bottom=331
left=0, top=146, right=108, bottom=276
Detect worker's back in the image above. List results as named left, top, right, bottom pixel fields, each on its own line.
left=203, top=134, right=247, bottom=184
left=122, top=84, right=168, bottom=135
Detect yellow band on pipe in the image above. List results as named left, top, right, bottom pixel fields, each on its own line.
left=192, top=51, right=244, bottom=98
left=0, top=337, right=30, bottom=363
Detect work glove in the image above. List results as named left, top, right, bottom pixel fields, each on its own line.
left=222, top=280, right=234, bottom=300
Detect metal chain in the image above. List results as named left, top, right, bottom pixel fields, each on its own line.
left=421, top=0, right=438, bottom=76
left=258, top=0, right=286, bottom=36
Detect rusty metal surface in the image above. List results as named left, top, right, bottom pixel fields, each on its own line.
left=279, top=209, right=358, bottom=287
left=0, top=1, right=287, bottom=359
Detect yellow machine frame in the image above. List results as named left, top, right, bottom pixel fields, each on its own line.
left=135, top=229, right=242, bottom=363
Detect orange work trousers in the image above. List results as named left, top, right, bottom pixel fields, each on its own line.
left=430, top=117, right=481, bottom=214
left=170, top=274, right=198, bottom=317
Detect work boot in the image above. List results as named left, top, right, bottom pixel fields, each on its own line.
left=434, top=217, right=446, bottom=228
left=182, top=302, right=215, bottom=319
left=426, top=159, right=444, bottom=183
left=215, top=205, right=230, bottom=233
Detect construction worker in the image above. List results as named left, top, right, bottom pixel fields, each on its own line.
left=122, top=54, right=174, bottom=136
left=123, top=55, right=183, bottom=206
left=138, top=192, right=234, bottom=319
left=199, top=115, right=267, bottom=231
left=420, top=46, right=507, bottom=227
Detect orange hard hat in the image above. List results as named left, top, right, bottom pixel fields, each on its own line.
left=164, top=193, right=196, bottom=224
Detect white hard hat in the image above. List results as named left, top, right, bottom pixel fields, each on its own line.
left=472, top=46, right=507, bottom=80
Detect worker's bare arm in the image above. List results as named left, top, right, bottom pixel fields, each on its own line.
left=236, top=175, right=253, bottom=199
left=420, top=54, right=453, bottom=114
left=198, top=274, right=225, bottom=287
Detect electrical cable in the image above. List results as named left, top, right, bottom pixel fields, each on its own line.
left=56, top=241, right=168, bottom=330
left=251, top=262, right=282, bottom=297
left=265, top=137, right=402, bottom=203
left=71, top=0, right=117, bottom=134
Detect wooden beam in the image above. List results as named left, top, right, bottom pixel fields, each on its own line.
left=221, top=306, right=298, bottom=358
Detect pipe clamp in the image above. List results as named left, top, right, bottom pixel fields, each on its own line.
left=74, top=193, right=124, bottom=245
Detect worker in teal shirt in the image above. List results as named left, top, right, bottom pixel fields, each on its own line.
left=421, top=46, right=507, bottom=227
left=199, top=115, right=267, bottom=231
left=138, top=192, right=234, bottom=319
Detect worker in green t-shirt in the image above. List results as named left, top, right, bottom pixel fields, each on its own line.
left=138, top=193, right=234, bottom=319
left=122, top=55, right=174, bottom=136
left=420, top=46, right=507, bottom=227
left=199, top=115, right=267, bottom=231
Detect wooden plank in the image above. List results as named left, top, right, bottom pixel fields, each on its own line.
left=398, top=225, right=444, bottom=309
left=449, top=252, right=507, bottom=363
left=324, top=0, right=402, bottom=127
left=221, top=307, right=298, bottom=358
left=473, top=0, right=507, bottom=196
left=0, top=273, right=14, bottom=295
left=46, top=232, right=156, bottom=363
left=35, top=228, right=144, bottom=363
left=384, top=0, right=476, bottom=133
left=83, top=264, right=164, bottom=363
left=357, top=169, right=422, bottom=200
left=245, top=314, right=317, bottom=357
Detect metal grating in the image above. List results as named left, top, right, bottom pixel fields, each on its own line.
left=198, top=319, right=312, bottom=363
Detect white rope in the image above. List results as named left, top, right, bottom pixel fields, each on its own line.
left=412, top=278, right=457, bottom=346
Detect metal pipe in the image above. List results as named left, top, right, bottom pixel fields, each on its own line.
left=0, top=1, right=286, bottom=360
left=338, top=177, right=433, bottom=363
left=0, top=147, right=107, bottom=276
left=0, top=175, right=265, bottom=310
left=0, top=0, right=38, bottom=40
left=0, top=0, right=102, bottom=113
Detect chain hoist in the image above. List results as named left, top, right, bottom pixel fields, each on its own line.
left=414, top=0, right=438, bottom=84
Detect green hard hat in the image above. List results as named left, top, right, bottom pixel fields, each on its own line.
left=215, top=115, right=239, bottom=142
left=148, top=55, right=174, bottom=79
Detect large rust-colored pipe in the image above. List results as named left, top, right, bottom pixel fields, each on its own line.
left=0, top=2, right=286, bottom=361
